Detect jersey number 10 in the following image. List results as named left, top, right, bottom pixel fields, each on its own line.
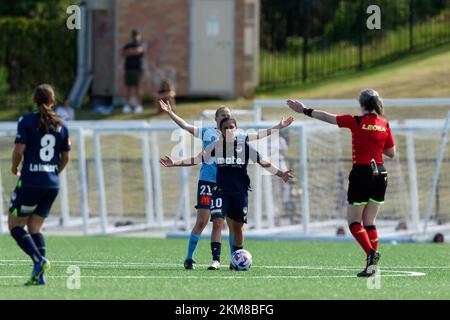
left=40, top=134, right=56, bottom=162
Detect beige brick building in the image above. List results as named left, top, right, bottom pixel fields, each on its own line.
left=86, top=0, right=260, bottom=103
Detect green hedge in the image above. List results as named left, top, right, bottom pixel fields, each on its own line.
left=0, top=67, right=7, bottom=97
left=0, top=17, right=76, bottom=102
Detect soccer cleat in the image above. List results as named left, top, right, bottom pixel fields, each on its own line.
left=207, top=260, right=220, bottom=270
left=357, top=269, right=373, bottom=277
left=367, top=250, right=381, bottom=268
left=229, top=262, right=237, bottom=271
left=357, top=250, right=381, bottom=277
left=24, top=278, right=38, bottom=286
left=25, top=258, right=50, bottom=285
left=37, top=275, right=46, bottom=285
left=184, top=259, right=196, bottom=270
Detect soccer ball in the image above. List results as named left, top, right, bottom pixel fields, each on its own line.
left=231, top=249, right=252, bottom=271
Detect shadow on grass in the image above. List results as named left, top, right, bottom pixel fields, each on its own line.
left=0, top=282, right=28, bottom=288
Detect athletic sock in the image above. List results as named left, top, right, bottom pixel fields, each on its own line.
left=10, top=227, right=42, bottom=264
left=349, top=223, right=373, bottom=256
left=211, top=242, right=221, bottom=262
left=228, top=235, right=234, bottom=257
left=233, top=245, right=244, bottom=253
left=364, top=225, right=379, bottom=251
left=31, top=233, right=46, bottom=257
left=186, top=233, right=200, bottom=260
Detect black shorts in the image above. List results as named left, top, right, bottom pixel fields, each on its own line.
left=347, top=165, right=388, bottom=206
left=210, top=190, right=248, bottom=223
left=195, top=180, right=217, bottom=210
left=125, top=69, right=142, bottom=86
left=9, top=186, right=59, bottom=218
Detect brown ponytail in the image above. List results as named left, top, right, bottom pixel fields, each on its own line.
left=33, top=84, right=62, bottom=133
left=358, top=88, right=385, bottom=117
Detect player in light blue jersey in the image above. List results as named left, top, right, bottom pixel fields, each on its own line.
left=159, top=100, right=293, bottom=270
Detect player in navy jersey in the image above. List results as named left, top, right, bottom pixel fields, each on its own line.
left=8, top=84, right=71, bottom=285
left=161, top=117, right=293, bottom=269
left=287, top=89, right=396, bottom=277
left=159, top=100, right=293, bottom=270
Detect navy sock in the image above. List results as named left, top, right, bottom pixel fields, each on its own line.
left=31, top=233, right=46, bottom=257
left=233, top=245, right=244, bottom=253
left=211, top=242, right=221, bottom=262
left=10, top=227, right=42, bottom=264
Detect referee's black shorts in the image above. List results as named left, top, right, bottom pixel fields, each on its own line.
left=347, top=164, right=388, bottom=206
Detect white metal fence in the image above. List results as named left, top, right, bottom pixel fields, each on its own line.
left=0, top=99, right=449, bottom=240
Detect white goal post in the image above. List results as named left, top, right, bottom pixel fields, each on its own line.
left=423, top=110, right=450, bottom=233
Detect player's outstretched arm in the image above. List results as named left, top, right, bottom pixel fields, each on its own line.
left=286, top=99, right=337, bottom=125
left=257, top=159, right=294, bottom=183
left=159, top=153, right=202, bottom=168
left=11, top=143, right=25, bottom=176
left=58, top=151, right=70, bottom=175
left=159, top=100, right=199, bottom=136
left=160, top=139, right=218, bottom=168
left=248, top=116, right=295, bottom=140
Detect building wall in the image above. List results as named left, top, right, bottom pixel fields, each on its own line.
left=92, top=8, right=115, bottom=97
left=234, top=0, right=244, bottom=97
left=114, top=0, right=190, bottom=99
left=106, top=0, right=258, bottom=100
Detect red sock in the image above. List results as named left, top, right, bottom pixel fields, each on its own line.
left=349, top=223, right=373, bottom=256
left=365, top=225, right=378, bottom=251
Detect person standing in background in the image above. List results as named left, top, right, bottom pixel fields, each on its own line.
left=55, top=97, right=75, bottom=122
left=155, top=79, right=176, bottom=114
left=122, top=30, right=145, bottom=114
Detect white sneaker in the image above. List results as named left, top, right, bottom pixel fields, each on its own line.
left=122, top=105, right=132, bottom=113
left=207, top=260, right=220, bottom=270
left=134, top=105, right=143, bottom=113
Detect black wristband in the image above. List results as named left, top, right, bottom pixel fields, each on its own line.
left=303, top=108, right=314, bottom=117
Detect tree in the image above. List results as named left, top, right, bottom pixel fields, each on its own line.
left=0, top=0, right=75, bottom=19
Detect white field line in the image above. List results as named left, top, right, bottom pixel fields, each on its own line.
left=0, top=274, right=425, bottom=280
left=0, top=259, right=447, bottom=269
left=0, top=259, right=427, bottom=279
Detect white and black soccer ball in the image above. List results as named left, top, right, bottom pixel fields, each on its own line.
left=231, top=249, right=252, bottom=271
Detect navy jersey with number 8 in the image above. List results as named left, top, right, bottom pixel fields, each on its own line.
left=15, top=113, right=71, bottom=188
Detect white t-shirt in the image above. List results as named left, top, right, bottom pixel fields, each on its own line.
left=56, top=106, right=75, bottom=121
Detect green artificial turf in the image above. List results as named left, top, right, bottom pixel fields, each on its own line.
left=0, top=236, right=448, bottom=300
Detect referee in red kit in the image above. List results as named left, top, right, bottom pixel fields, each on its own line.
left=287, top=88, right=396, bottom=277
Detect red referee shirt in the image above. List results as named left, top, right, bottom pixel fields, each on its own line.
left=336, top=114, right=395, bottom=165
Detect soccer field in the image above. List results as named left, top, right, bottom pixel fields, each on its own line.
left=0, top=236, right=449, bottom=300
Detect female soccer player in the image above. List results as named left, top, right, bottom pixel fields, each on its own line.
left=159, top=100, right=293, bottom=270
left=161, top=117, right=293, bottom=270
left=8, top=84, right=71, bottom=285
left=286, top=88, right=395, bottom=277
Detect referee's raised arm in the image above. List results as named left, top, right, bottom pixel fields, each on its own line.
left=286, top=99, right=337, bottom=125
